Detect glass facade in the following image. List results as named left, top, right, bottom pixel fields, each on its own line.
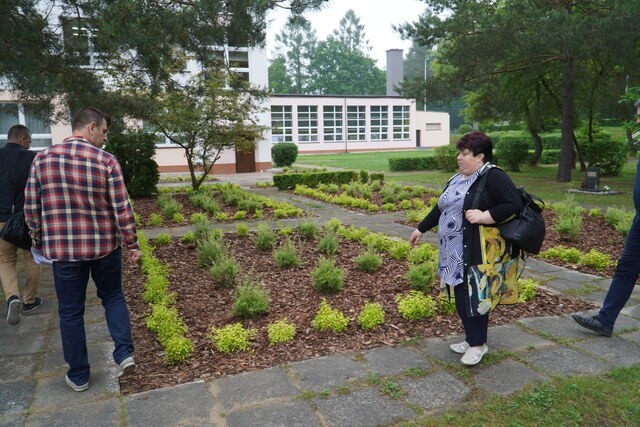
left=322, top=105, right=343, bottom=142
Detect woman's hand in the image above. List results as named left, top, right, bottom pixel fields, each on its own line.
left=409, top=229, right=423, bottom=245
left=465, top=209, right=495, bottom=225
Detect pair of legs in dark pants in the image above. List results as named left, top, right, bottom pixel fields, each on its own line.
left=454, top=283, right=488, bottom=346
left=596, top=214, right=640, bottom=328
left=52, top=248, right=133, bottom=385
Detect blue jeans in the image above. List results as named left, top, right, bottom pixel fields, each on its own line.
left=597, top=214, right=640, bottom=328
left=52, top=248, right=133, bottom=385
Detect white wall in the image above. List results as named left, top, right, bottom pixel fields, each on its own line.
left=416, top=111, right=450, bottom=147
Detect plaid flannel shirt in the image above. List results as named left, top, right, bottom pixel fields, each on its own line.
left=24, top=137, right=138, bottom=261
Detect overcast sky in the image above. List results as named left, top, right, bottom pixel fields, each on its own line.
left=265, top=0, right=427, bottom=68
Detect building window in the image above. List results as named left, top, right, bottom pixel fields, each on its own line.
left=425, top=122, right=442, bottom=131
left=297, top=105, right=318, bottom=143
left=0, top=103, right=52, bottom=149
left=61, top=17, right=94, bottom=66
left=271, top=106, right=293, bottom=142
left=347, top=105, right=366, bottom=141
left=370, top=106, right=388, bottom=141
left=323, top=106, right=343, bottom=142
left=393, top=105, right=410, bottom=140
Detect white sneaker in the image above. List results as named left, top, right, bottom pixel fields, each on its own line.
left=449, top=341, right=470, bottom=354
left=460, top=344, right=488, bottom=366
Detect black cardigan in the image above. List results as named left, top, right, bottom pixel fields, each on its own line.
left=417, top=166, right=523, bottom=271
left=0, top=143, right=37, bottom=222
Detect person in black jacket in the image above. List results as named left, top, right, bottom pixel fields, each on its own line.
left=409, top=131, right=522, bottom=366
left=0, top=124, right=42, bottom=325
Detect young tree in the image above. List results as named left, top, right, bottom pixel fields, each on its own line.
left=147, top=71, right=266, bottom=190
left=271, top=17, right=317, bottom=94
left=268, top=57, right=294, bottom=94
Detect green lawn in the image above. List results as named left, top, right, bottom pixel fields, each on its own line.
left=296, top=149, right=434, bottom=172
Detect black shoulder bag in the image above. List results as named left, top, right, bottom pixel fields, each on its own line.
left=0, top=151, right=32, bottom=250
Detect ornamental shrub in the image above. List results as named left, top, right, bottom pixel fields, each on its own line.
left=407, top=243, right=438, bottom=264
left=104, top=131, right=159, bottom=198
left=495, top=137, right=530, bottom=172
left=209, top=256, right=241, bottom=287
left=357, top=302, right=385, bottom=330
left=197, top=235, right=227, bottom=267
left=540, top=245, right=582, bottom=264
left=209, top=322, right=255, bottom=353
left=172, top=213, right=185, bottom=224
left=434, top=144, right=458, bottom=172
left=312, top=299, right=349, bottom=333
left=273, top=240, right=300, bottom=268
left=153, top=233, right=171, bottom=246
left=578, top=125, right=628, bottom=176
left=267, top=318, right=296, bottom=344
left=231, top=281, right=269, bottom=319
left=147, top=213, right=163, bottom=227
left=297, top=221, right=318, bottom=240
left=518, top=279, right=538, bottom=302
left=406, top=261, right=437, bottom=292
left=580, top=249, right=613, bottom=271
left=255, top=223, right=275, bottom=251
left=317, top=233, right=339, bottom=256
left=355, top=250, right=382, bottom=273
left=395, top=291, right=437, bottom=320
left=271, top=142, right=298, bottom=167
left=235, top=223, right=249, bottom=237
left=311, top=257, right=344, bottom=294
left=164, top=336, right=194, bottom=364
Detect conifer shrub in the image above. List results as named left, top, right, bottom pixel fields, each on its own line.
left=406, top=261, right=437, bottom=292
left=355, top=250, right=382, bottom=273
left=209, top=256, right=241, bottom=287
left=255, top=223, right=275, bottom=251
left=317, top=233, right=339, bottom=256
left=311, top=257, right=344, bottom=294
left=231, top=281, right=270, bottom=319
left=197, top=237, right=227, bottom=267
left=297, top=221, right=318, bottom=240
left=147, top=213, right=163, bottom=226
left=273, top=240, right=300, bottom=268
left=235, top=223, right=249, bottom=237
left=312, top=299, right=349, bottom=333
left=153, top=233, right=171, bottom=246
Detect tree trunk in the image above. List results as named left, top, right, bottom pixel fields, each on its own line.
left=556, top=56, right=575, bottom=182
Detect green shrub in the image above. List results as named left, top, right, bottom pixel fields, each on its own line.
left=434, top=145, right=459, bottom=172
left=406, top=262, right=437, bottom=292
left=145, top=305, right=187, bottom=344
left=209, top=322, right=255, bottom=353
left=267, top=318, right=296, bottom=344
left=273, top=240, right=300, bottom=268
left=324, top=218, right=343, bottom=232
left=318, top=233, right=339, bottom=256
left=164, top=336, right=194, bottom=364
left=255, top=223, right=275, bottom=251
left=278, top=226, right=294, bottom=236
left=209, top=256, right=241, bottom=287
left=540, top=245, right=583, bottom=263
left=272, top=142, right=299, bottom=167
left=357, top=302, right=385, bottom=330
left=495, top=136, right=530, bottom=172
left=395, top=291, right=437, bottom=320
left=312, top=299, right=349, bottom=333
left=172, top=213, right=185, bottom=224
left=311, top=257, right=344, bottom=294
left=579, top=125, right=628, bottom=176
left=272, top=170, right=357, bottom=190
left=153, top=233, right=171, bottom=246
left=389, top=241, right=411, bottom=260
left=540, top=149, right=560, bottom=164
left=190, top=212, right=209, bottom=225
left=580, top=249, right=613, bottom=271
left=197, top=237, right=227, bottom=267
left=147, top=213, right=163, bottom=226
left=605, top=207, right=633, bottom=236
left=438, top=295, right=456, bottom=315
left=297, top=220, right=318, bottom=240
left=408, top=243, right=438, bottom=264
left=554, top=213, right=582, bottom=240
left=231, top=281, right=270, bottom=318
left=457, top=124, right=472, bottom=134
left=235, top=223, right=249, bottom=237
left=104, top=131, right=159, bottom=198
left=518, top=279, right=538, bottom=302
left=355, top=250, right=382, bottom=273
left=158, top=193, right=182, bottom=217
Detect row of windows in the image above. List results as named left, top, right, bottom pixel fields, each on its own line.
left=0, top=103, right=52, bottom=148
left=271, top=105, right=410, bottom=143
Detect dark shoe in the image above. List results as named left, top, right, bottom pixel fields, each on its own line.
left=6, top=296, right=22, bottom=326
left=22, top=297, right=43, bottom=314
left=65, top=375, right=89, bottom=392
left=117, top=356, right=136, bottom=378
left=572, top=314, right=613, bottom=337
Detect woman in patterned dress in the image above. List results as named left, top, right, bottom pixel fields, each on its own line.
left=409, top=131, right=523, bottom=365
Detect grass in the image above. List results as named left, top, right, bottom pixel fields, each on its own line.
left=294, top=148, right=638, bottom=211
left=410, top=365, right=640, bottom=426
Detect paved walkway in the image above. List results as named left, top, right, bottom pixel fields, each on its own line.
left=2, top=172, right=640, bottom=426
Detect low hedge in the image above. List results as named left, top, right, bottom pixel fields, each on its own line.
left=540, top=149, right=561, bottom=164
left=388, top=156, right=439, bottom=171
left=273, top=170, right=358, bottom=190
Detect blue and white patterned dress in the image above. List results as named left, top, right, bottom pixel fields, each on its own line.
left=436, top=166, right=487, bottom=287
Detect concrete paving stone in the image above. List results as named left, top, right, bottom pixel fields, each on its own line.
left=623, top=330, right=640, bottom=344
left=0, top=414, right=26, bottom=427
left=573, top=336, right=640, bottom=367
left=225, top=399, right=319, bottom=427
left=522, top=258, right=566, bottom=274
left=83, top=305, right=107, bottom=324
left=522, top=345, right=611, bottom=376
left=361, top=346, right=430, bottom=377
left=125, top=381, right=213, bottom=427
left=544, top=269, right=601, bottom=283
left=0, top=381, right=35, bottom=416
left=399, top=371, right=471, bottom=411
left=570, top=310, right=638, bottom=336
left=474, top=360, right=546, bottom=395
left=0, top=333, right=46, bottom=357
left=25, top=398, right=119, bottom=427
left=41, top=342, right=117, bottom=376
left=518, top=315, right=594, bottom=341
left=287, top=355, right=368, bottom=392
left=487, top=324, right=554, bottom=352
left=621, top=304, right=640, bottom=320
left=543, top=278, right=593, bottom=294
left=214, top=367, right=299, bottom=411
left=419, top=336, right=467, bottom=365
left=0, top=312, right=54, bottom=337
left=0, top=354, right=38, bottom=383
left=576, top=290, right=608, bottom=305
left=313, top=386, right=415, bottom=426
left=31, top=369, right=118, bottom=412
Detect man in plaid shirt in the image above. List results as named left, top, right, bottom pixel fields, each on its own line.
left=25, top=107, right=140, bottom=392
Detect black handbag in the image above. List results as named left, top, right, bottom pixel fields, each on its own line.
left=498, top=187, right=546, bottom=254
left=0, top=206, right=32, bottom=250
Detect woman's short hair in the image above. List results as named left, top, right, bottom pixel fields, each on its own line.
left=456, top=131, right=493, bottom=163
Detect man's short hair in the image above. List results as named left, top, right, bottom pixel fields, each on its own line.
left=71, top=107, right=111, bottom=131
left=7, top=124, right=30, bottom=141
